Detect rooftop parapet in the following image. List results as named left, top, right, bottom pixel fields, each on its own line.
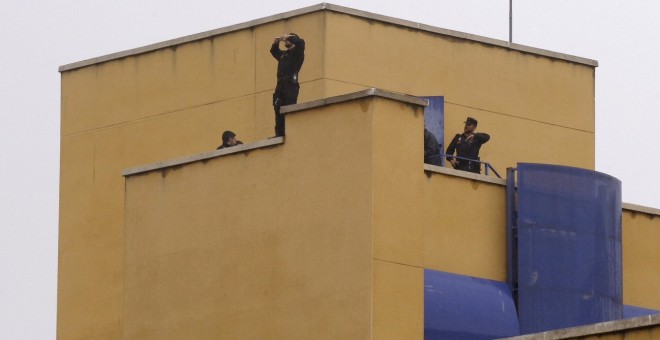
left=59, top=3, right=597, bottom=73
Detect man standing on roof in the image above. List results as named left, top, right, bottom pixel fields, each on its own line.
left=446, top=117, right=490, bottom=174
left=270, top=33, right=305, bottom=137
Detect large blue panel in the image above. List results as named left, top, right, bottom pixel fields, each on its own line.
left=423, top=96, right=444, bottom=166
left=424, top=269, right=519, bottom=339
left=516, top=163, right=622, bottom=334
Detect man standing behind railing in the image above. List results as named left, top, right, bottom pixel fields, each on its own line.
left=446, top=117, right=490, bottom=173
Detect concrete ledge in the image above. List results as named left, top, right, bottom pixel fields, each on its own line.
left=424, top=164, right=660, bottom=216
left=324, top=3, right=598, bottom=67
left=424, top=163, right=507, bottom=186
left=122, top=137, right=284, bottom=176
left=623, top=202, right=660, bottom=217
left=280, top=88, right=428, bottom=114
left=59, top=2, right=597, bottom=72
left=498, top=314, right=660, bottom=339
left=58, top=3, right=326, bottom=72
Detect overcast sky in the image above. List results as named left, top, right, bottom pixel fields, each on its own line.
left=1, top=1, right=659, bottom=338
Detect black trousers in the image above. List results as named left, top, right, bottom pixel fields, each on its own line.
left=456, top=160, right=481, bottom=174
left=273, top=82, right=300, bottom=137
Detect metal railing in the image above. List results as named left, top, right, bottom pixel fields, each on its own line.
left=442, top=154, right=502, bottom=178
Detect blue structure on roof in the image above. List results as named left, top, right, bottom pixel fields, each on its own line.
left=515, top=163, right=623, bottom=334
left=424, top=269, right=519, bottom=339
left=423, top=162, right=641, bottom=338
left=423, top=96, right=444, bottom=166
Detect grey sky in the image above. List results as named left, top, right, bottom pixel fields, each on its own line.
left=1, top=1, right=658, bottom=338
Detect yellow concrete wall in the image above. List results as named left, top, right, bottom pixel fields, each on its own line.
left=123, top=99, right=379, bottom=339
left=369, top=99, right=508, bottom=281
left=421, top=174, right=507, bottom=281
left=61, top=11, right=326, bottom=140
left=58, top=95, right=268, bottom=338
left=58, top=13, right=326, bottom=340
left=367, top=97, right=507, bottom=337
left=622, top=209, right=660, bottom=310
left=121, top=95, right=510, bottom=339
left=324, top=11, right=596, bottom=173
left=373, top=260, right=424, bottom=340
left=60, top=8, right=600, bottom=339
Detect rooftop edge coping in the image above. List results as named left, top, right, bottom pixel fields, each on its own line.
left=280, top=87, right=428, bottom=114
left=59, top=2, right=598, bottom=72
left=122, top=137, right=284, bottom=177
left=424, top=163, right=507, bottom=186
left=424, top=165, right=660, bottom=216
left=122, top=87, right=658, bottom=216
left=497, top=313, right=660, bottom=340
left=622, top=202, right=660, bottom=216
left=122, top=88, right=425, bottom=177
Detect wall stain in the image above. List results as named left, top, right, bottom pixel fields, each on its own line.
left=360, top=100, right=370, bottom=113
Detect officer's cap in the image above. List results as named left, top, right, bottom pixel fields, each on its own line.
left=464, top=117, right=478, bottom=126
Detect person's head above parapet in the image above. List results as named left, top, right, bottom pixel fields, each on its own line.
left=217, top=130, right=243, bottom=150
left=221, top=130, right=236, bottom=145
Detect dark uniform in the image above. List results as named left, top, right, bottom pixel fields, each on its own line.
left=424, top=128, right=442, bottom=166
left=446, top=132, right=490, bottom=173
left=217, top=140, right=243, bottom=150
left=270, top=34, right=305, bottom=137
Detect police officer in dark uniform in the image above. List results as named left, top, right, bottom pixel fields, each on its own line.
left=446, top=117, right=490, bottom=173
left=270, top=33, right=305, bottom=137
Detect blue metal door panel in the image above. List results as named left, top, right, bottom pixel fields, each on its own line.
left=423, top=96, right=444, bottom=166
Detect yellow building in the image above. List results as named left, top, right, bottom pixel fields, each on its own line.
left=58, top=3, right=659, bottom=339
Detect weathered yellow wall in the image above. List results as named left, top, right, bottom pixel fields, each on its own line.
left=421, top=174, right=507, bottom=280
left=373, top=260, right=424, bottom=340
left=622, top=210, right=660, bottom=310
left=58, top=13, right=326, bottom=340
left=369, top=99, right=508, bottom=281
left=324, top=11, right=596, bottom=173
left=61, top=12, right=326, bottom=140
left=121, top=95, right=511, bottom=339
left=60, top=8, right=603, bottom=339
left=123, top=99, right=379, bottom=339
